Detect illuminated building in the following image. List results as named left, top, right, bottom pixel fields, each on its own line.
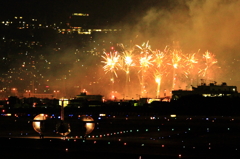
left=69, top=13, right=90, bottom=28
left=68, top=92, right=103, bottom=107
left=75, top=92, right=103, bottom=101
left=172, top=82, right=239, bottom=100
left=58, top=13, right=122, bottom=35
left=22, top=93, right=53, bottom=99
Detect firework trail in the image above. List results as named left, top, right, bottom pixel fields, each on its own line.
left=154, top=70, right=163, bottom=98
left=169, top=49, right=182, bottom=90
left=200, top=51, right=217, bottom=81
left=118, top=43, right=135, bottom=98
left=101, top=51, right=121, bottom=92
left=153, top=49, right=166, bottom=97
left=100, top=41, right=219, bottom=99
left=136, top=41, right=154, bottom=97
left=136, top=41, right=152, bottom=54
left=183, top=52, right=198, bottom=85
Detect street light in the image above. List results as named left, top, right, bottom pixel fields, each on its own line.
left=12, top=88, right=17, bottom=96
left=54, top=90, right=60, bottom=98
left=26, top=90, right=31, bottom=97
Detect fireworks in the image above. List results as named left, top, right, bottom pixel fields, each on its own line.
left=153, top=50, right=165, bottom=68
left=101, top=42, right=219, bottom=99
left=136, top=41, right=152, bottom=55
left=118, top=44, right=135, bottom=98
left=201, top=51, right=218, bottom=80
left=166, top=49, right=183, bottom=90
left=119, top=44, right=135, bottom=78
left=153, top=49, right=166, bottom=97
left=101, top=51, right=120, bottom=78
left=171, top=50, right=182, bottom=69
left=183, top=53, right=199, bottom=85
left=154, top=70, right=163, bottom=98
left=139, top=55, right=153, bottom=70
left=137, top=42, right=154, bottom=97
left=184, top=53, right=198, bottom=70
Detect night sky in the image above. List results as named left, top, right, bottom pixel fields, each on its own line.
left=0, top=0, right=177, bottom=22
left=1, top=0, right=240, bottom=97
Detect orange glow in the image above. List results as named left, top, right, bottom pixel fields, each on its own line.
left=100, top=41, right=219, bottom=98
left=101, top=51, right=120, bottom=77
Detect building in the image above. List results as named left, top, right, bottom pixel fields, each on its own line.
left=58, top=13, right=122, bottom=35
left=172, top=82, right=239, bottom=100
left=68, top=92, right=103, bottom=107
left=23, top=93, right=54, bottom=99
left=69, top=13, right=90, bottom=28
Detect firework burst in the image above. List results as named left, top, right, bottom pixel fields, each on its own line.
left=200, top=51, right=217, bottom=80
left=169, top=49, right=183, bottom=90
left=118, top=43, right=136, bottom=98
left=100, top=41, right=219, bottom=99
left=154, top=70, right=163, bottom=98
left=101, top=51, right=120, bottom=78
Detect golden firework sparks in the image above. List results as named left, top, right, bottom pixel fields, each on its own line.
left=118, top=43, right=136, bottom=98
left=101, top=51, right=120, bottom=77
left=183, top=53, right=198, bottom=79
left=154, top=70, right=163, bottom=98
left=171, top=50, right=182, bottom=69
left=168, top=49, right=183, bottom=90
left=100, top=41, right=219, bottom=98
left=136, top=41, right=152, bottom=54
left=153, top=50, right=165, bottom=68
left=201, top=51, right=217, bottom=79
left=139, top=54, right=153, bottom=70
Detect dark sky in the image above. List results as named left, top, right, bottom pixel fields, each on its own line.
left=0, top=0, right=177, bottom=22
left=0, top=0, right=173, bottom=22
left=2, top=0, right=240, bottom=59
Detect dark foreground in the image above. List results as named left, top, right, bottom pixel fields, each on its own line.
left=1, top=112, right=240, bottom=159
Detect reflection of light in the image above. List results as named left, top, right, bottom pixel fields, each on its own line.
left=1, top=113, right=11, bottom=116
left=150, top=116, right=156, bottom=120
left=86, top=123, right=91, bottom=127
left=56, top=121, right=71, bottom=136
left=147, top=98, right=160, bottom=104
left=32, top=114, right=48, bottom=133
left=82, top=116, right=95, bottom=135
left=170, top=114, right=176, bottom=118
left=99, top=114, right=106, bottom=116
